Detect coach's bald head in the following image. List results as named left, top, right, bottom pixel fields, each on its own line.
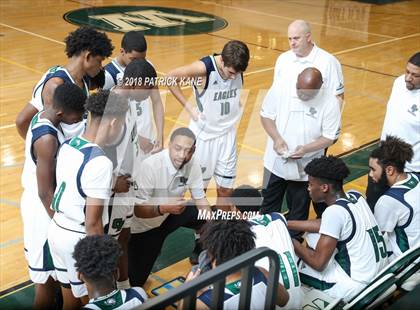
left=288, top=20, right=313, bottom=57
left=296, top=67, right=323, bottom=101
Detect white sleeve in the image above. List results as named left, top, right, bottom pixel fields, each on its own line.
left=260, top=55, right=283, bottom=120
left=131, top=287, right=148, bottom=301
left=321, top=97, right=341, bottom=140
left=30, top=86, right=44, bottom=111
left=133, top=161, right=155, bottom=205
left=188, top=161, right=206, bottom=200
left=319, top=206, right=347, bottom=240
left=380, top=79, right=398, bottom=140
left=330, top=57, right=344, bottom=96
left=123, top=211, right=133, bottom=229
left=103, top=70, right=116, bottom=90
left=374, top=196, right=401, bottom=233
left=81, top=156, right=113, bottom=199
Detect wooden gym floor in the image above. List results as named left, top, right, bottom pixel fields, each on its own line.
left=0, top=0, right=419, bottom=305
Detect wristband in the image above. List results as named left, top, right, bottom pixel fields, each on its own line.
left=117, top=279, right=130, bottom=290
left=157, top=205, right=163, bottom=216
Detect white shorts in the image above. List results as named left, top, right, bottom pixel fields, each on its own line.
left=299, top=233, right=365, bottom=302
left=48, top=218, right=87, bottom=298
left=193, top=128, right=237, bottom=188
left=20, top=189, right=56, bottom=283
left=255, top=254, right=303, bottom=310
left=106, top=191, right=133, bottom=237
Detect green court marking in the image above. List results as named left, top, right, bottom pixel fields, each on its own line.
left=0, top=142, right=378, bottom=307
left=342, top=142, right=378, bottom=184
left=64, top=6, right=228, bottom=35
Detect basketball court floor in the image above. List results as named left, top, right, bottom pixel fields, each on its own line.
left=0, top=0, right=419, bottom=307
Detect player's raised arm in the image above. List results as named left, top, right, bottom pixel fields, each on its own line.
left=166, top=61, right=207, bottom=121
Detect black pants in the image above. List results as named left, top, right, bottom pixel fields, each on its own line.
left=260, top=168, right=311, bottom=237
left=312, top=202, right=328, bottom=218
left=128, top=206, right=205, bottom=286
left=365, top=175, right=389, bottom=212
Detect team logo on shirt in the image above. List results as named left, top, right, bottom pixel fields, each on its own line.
left=408, top=104, right=418, bottom=116
left=104, top=298, right=116, bottom=305
left=306, top=107, right=317, bottom=118
left=179, top=176, right=188, bottom=185
left=64, top=6, right=227, bottom=35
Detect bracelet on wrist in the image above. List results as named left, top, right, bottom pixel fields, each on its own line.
left=157, top=205, right=163, bottom=216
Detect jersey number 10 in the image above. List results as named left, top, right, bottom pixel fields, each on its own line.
left=220, top=102, right=230, bottom=116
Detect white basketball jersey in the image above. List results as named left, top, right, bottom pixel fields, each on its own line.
left=110, top=98, right=140, bottom=176
left=190, top=55, right=243, bottom=140
left=376, top=173, right=420, bottom=257
left=102, top=98, right=140, bottom=237
left=198, top=267, right=269, bottom=310
left=21, top=112, right=65, bottom=191
left=249, top=213, right=303, bottom=309
left=83, top=287, right=147, bottom=310
left=51, top=136, right=113, bottom=231
left=104, top=59, right=155, bottom=141
left=103, top=59, right=125, bottom=90
left=31, top=65, right=89, bottom=111
left=328, top=191, right=388, bottom=284
left=30, top=65, right=89, bottom=139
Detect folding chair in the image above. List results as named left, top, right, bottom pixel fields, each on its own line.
left=343, top=273, right=397, bottom=310
left=374, top=244, right=420, bottom=282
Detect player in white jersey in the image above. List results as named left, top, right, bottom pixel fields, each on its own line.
left=103, top=59, right=158, bottom=290
left=48, top=90, right=128, bottom=309
left=182, top=220, right=289, bottom=309
left=369, top=136, right=420, bottom=260
left=73, top=235, right=147, bottom=310
left=16, top=26, right=113, bottom=139
left=289, top=156, right=388, bottom=302
left=20, top=83, right=86, bottom=309
left=226, top=185, right=303, bottom=309
left=167, top=40, right=250, bottom=205
left=103, top=30, right=164, bottom=155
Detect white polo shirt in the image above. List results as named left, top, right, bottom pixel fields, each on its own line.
left=261, top=87, right=341, bottom=181
left=272, top=43, right=344, bottom=97
left=381, top=75, right=420, bottom=172
left=131, top=149, right=205, bottom=233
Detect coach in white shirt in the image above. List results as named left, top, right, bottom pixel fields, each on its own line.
left=128, top=127, right=211, bottom=287
left=366, top=52, right=420, bottom=209
left=260, top=67, right=341, bottom=237
left=284, top=20, right=344, bottom=103
left=268, top=20, right=344, bottom=218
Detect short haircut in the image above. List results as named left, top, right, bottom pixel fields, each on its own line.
left=201, top=220, right=255, bottom=265
left=65, top=26, right=114, bottom=58
left=123, top=59, right=157, bottom=88
left=121, top=31, right=147, bottom=53
left=304, top=156, right=350, bottom=192
left=221, top=40, right=250, bottom=72
left=408, top=52, right=420, bottom=67
left=169, top=127, right=196, bottom=142
left=53, top=83, right=86, bottom=114
left=84, top=89, right=128, bottom=119
left=370, top=135, right=413, bottom=173
left=73, top=235, right=122, bottom=283
left=231, top=185, right=262, bottom=213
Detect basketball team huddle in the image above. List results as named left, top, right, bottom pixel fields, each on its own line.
left=16, top=19, right=420, bottom=310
